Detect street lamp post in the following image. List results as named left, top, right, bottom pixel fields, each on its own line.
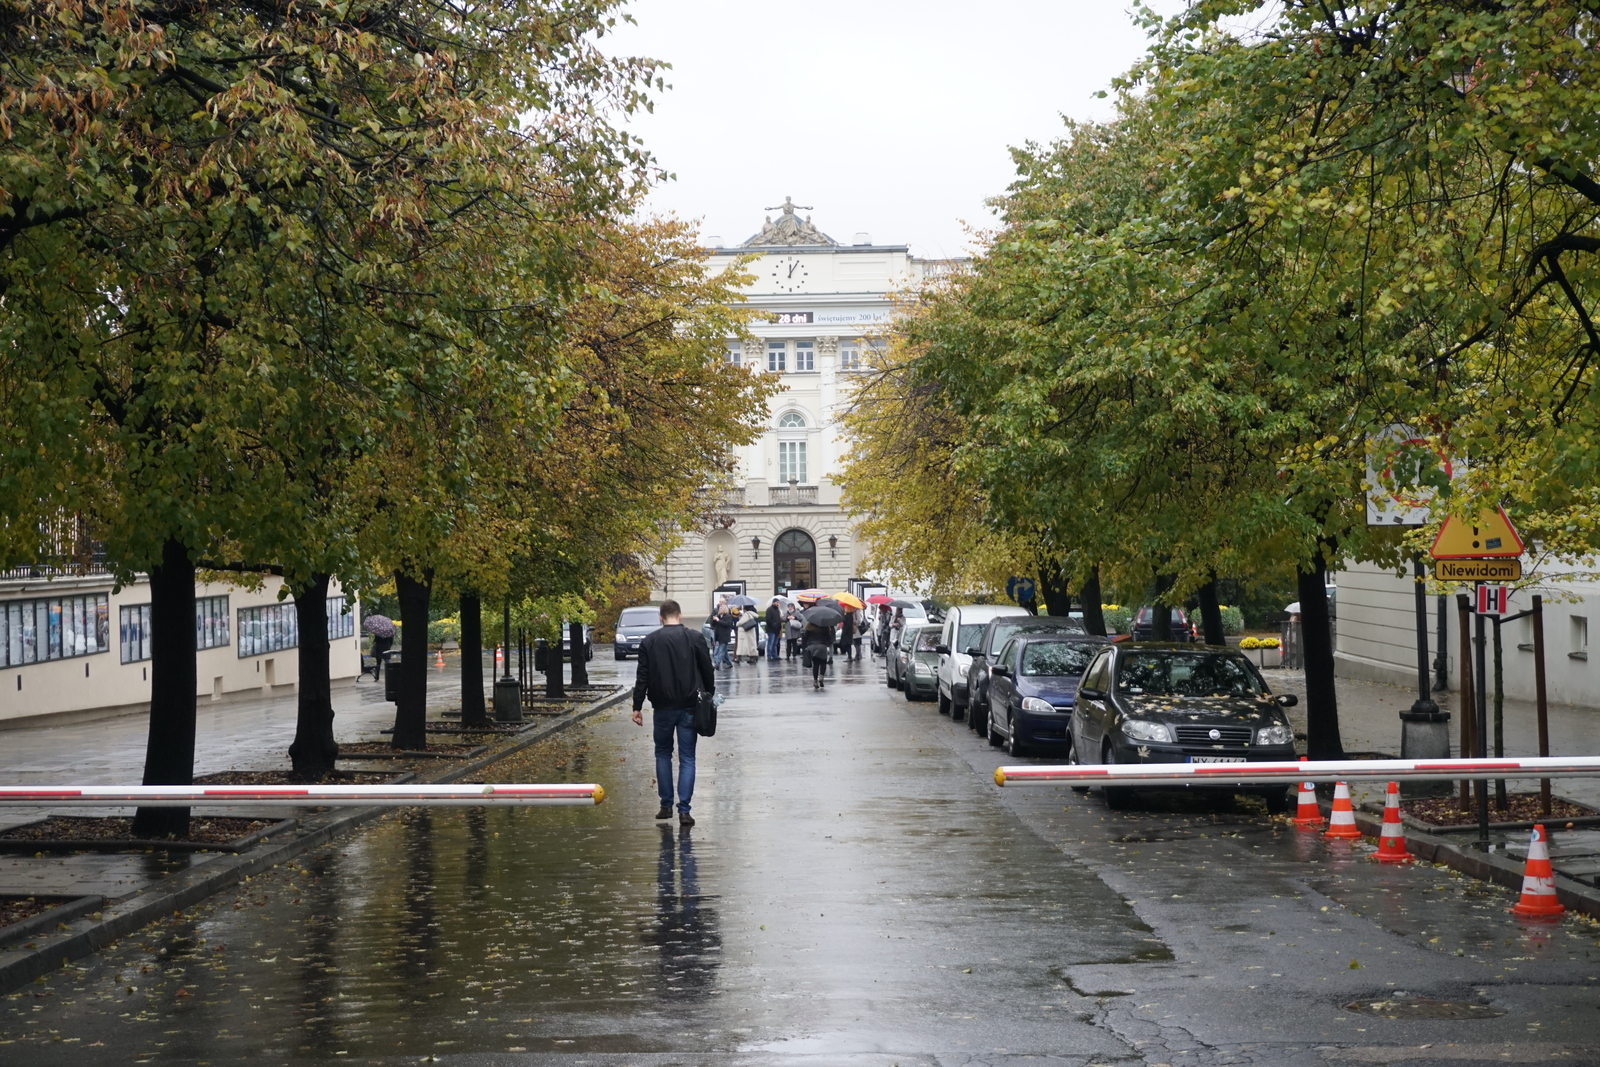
left=1398, top=556, right=1449, bottom=795
left=494, top=596, right=521, bottom=722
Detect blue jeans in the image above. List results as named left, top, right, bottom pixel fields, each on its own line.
left=765, top=633, right=780, bottom=659
left=653, top=706, right=697, bottom=813
left=712, top=640, right=731, bottom=668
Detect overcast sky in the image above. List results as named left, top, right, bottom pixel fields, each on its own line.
left=605, top=0, right=1179, bottom=258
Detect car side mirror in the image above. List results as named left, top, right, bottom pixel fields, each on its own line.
left=935, top=644, right=950, bottom=655
left=1078, top=687, right=1105, bottom=701
left=1275, top=693, right=1299, bottom=708
left=991, top=664, right=1011, bottom=677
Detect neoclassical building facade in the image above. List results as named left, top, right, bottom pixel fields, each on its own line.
left=651, top=200, right=962, bottom=613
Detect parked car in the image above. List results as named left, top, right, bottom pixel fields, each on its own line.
left=886, top=621, right=921, bottom=689
left=985, top=634, right=1107, bottom=757
left=1130, top=606, right=1197, bottom=642
left=965, top=615, right=1087, bottom=734
left=613, top=606, right=664, bottom=660
left=1069, top=643, right=1298, bottom=811
left=901, top=626, right=943, bottom=701
left=935, top=604, right=1030, bottom=719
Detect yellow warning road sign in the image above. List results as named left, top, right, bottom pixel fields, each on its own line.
left=1430, top=506, right=1525, bottom=559
left=1435, top=559, right=1523, bottom=582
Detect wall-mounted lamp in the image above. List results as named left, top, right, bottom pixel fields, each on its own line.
left=751, top=535, right=762, bottom=556
left=828, top=534, right=838, bottom=557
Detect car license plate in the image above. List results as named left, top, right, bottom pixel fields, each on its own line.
left=1188, top=756, right=1247, bottom=764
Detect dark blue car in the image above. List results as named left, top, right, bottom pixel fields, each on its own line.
left=984, top=634, right=1106, bottom=757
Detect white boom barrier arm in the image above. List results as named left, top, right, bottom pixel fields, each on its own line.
left=0, top=783, right=604, bottom=808
left=994, top=756, right=1600, bottom=788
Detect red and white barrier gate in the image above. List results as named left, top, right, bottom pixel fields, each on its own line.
left=0, top=783, right=604, bottom=808
left=993, top=755, right=1600, bottom=788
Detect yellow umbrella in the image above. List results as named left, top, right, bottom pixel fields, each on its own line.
left=830, top=592, right=866, bottom=610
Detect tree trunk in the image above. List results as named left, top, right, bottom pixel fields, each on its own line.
left=1197, top=577, right=1226, bottom=646
left=1081, top=565, right=1107, bottom=637
left=569, top=620, right=588, bottom=686
left=287, top=572, right=337, bottom=780
left=459, top=591, right=487, bottom=728
left=1298, top=560, right=1345, bottom=759
left=1040, top=562, right=1073, bottom=617
left=131, top=537, right=197, bottom=839
left=1150, top=573, right=1176, bottom=641
left=392, top=569, right=431, bottom=750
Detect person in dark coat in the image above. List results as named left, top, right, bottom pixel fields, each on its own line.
left=839, top=610, right=856, bottom=660
left=632, top=600, right=715, bottom=827
left=708, top=604, right=736, bottom=670
left=804, top=622, right=833, bottom=689
left=764, top=600, right=783, bottom=661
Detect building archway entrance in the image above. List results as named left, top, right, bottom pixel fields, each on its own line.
left=773, top=529, right=817, bottom=594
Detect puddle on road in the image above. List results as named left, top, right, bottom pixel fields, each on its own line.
left=1343, top=994, right=1506, bottom=1019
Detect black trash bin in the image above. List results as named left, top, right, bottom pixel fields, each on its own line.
left=383, top=651, right=401, bottom=702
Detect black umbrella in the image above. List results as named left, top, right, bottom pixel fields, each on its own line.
left=802, top=605, right=844, bottom=627
left=813, top=597, right=844, bottom=614
left=889, top=599, right=920, bottom=610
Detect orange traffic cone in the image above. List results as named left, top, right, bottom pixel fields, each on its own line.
left=1510, top=824, right=1565, bottom=919
left=1324, top=781, right=1361, bottom=840
left=1373, top=782, right=1413, bottom=863
left=435, top=649, right=445, bottom=669
left=1293, top=758, right=1324, bottom=829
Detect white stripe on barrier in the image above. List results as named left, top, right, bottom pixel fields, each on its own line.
left=0, top=783, right=604, bottom=808
left=993, top=756, right=1600, bottom=788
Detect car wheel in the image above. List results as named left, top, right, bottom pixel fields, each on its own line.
left=613, top=650, right=627, bottom=660
left=1102, top=741, right=1134, bottom=810
left=985, top=709, right=1003, bottom=747
left=1005, top=711, right=1027, bottom=758
left=1263, top=787, right=1291, bottom=816
left=938, top=691, right=952, bottom=716
left=1066, top=732, right=1090, bottom=794
left=968, top=698, right=986, bottom=733
left=884, top=670, right=896, bottom=689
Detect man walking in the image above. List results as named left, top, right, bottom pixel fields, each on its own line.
left=764, top=598, right=783, bottom=661
left=632, top=600, right=715, bottom=827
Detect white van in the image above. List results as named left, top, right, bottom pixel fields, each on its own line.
left=936, top=604, right=1029, bottom=719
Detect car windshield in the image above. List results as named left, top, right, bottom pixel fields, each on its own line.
left=914, top=629, right=943, bottom=652
left=1116, top=652, right=1264, bottom=696
left=1020, top=642, right=1096, bottom=677
left=900, top=626, right=927, bottom=650
left=988, top=617, right=1083, bottom=651
left=956, top=624, right=986, bottom=652
left=619, top=609, right=657, bottom=627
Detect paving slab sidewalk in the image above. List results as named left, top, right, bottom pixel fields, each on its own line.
left=0, top=677, right=629, bottom=994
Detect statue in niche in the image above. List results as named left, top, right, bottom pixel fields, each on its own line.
left=713, top=547, right=733, bottom=586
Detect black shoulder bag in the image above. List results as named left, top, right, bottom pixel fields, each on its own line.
left=695, top=690, right=717, bottom=737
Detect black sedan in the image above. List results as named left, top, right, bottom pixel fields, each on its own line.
left=612, top=606, right=663, bottom=660
left=1068, top=643, right=1298, bottom=811
left=984, top=634, right=1106, bottom=757
left=965, top=615, right=1086, bottom=734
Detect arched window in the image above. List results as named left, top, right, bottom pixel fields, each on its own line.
left=778, top=411, right=807, bottom=428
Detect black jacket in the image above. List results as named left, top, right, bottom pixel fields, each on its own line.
left=633, top=624, right=715, bottom=712
left=765, top=604, right=782, bottom=636
left=709, top=611, right=737, bottom=642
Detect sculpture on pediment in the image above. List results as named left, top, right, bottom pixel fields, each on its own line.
left=742, top=196, right=839, bottom=247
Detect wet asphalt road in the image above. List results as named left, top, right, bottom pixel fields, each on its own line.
left=3, top=653, right=1600, bottom=1065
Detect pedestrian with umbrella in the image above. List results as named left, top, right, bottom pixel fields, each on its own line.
left=839, top=607, right=857, bottom=661
left=363, top=615, right=396, bottom=681
left=735, top=605, right=760, bottom=663
left=802, top=604, right=843, bottom=688
left=785, top=603, right=804, bottom=659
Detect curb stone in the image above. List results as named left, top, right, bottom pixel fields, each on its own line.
left=0, top=685, right=627, bottom=995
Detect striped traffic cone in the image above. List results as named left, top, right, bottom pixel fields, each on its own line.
left=1372, top=782, right=1413, bottom=864
left=1293, top=757, right=1324, bottom=829
left=1510, top=824, right=1565, bottom=919
left=435, top=649, right=446, bottom=669
left=1324, top=781, right=1361, bottom=840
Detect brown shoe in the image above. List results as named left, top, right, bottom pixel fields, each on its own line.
left=679, top=812, right=695, bottom=828
left=655, top=805, right=672, bottom=820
